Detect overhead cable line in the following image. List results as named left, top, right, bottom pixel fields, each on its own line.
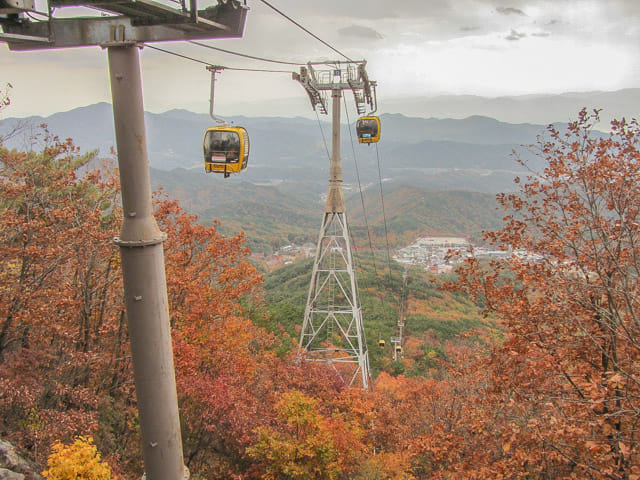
left=145, top=44, right=211, bottom=65
left=315, top=110, right=331, bottom=162
left=258, top=0, right=354, bottom=63
left=217, top=65, right=292, bottom=73
left=188, top=40, right=301, bottom=66
left=144, top=44, right=293, bottom=73
left=375, top=143, right=394, bottom=281
left=342, top=94, right=379, bottom=276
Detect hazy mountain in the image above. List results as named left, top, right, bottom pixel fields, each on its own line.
left=381, top=88, right=640, bottom=126
left=0, top=100, right=568, bottom=252
left=0, top=92, right=620, bottom=251
left=0, top=101, right=552, bottom=190
left=172, top=89, right=639, bottom=126
left=148, top=168, right=505, bottom=254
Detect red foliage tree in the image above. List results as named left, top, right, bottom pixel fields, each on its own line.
left=449, top=110, right=640, bottom=478
left=0, top=129, right=353, bottom=478
left=0, top=131, right=126, bottom=466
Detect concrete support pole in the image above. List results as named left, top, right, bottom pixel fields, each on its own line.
left=324, top=89, right=345, bottom=213
left=107, top=45, right=187, bottom=480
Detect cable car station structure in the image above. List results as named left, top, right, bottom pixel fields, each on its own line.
left=1, top=1, right=248, bottom=479
left=294, top=61, right=376, bottom=390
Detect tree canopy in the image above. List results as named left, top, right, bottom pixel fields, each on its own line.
left=2, top=110, right=639, bottom=479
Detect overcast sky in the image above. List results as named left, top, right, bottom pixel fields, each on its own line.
left=1, top=0, right=639, bottom=118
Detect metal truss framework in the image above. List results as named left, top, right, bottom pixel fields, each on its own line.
left=293, top=60, right=377, bottom=116
left=295, top=73, right=373, bottom=390
left=299, top=211, right=371, bottom=389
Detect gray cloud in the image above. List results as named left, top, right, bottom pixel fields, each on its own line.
left=531, top=32, right=550, bottom=37
left=255, top=0, right=462, bottom=21
left=505, top=29, right=527, bottom=41
left=338, top=25, right=384, bottom=40
left=496, top=6, right=526, bottom=16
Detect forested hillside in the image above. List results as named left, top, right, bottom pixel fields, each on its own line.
left=2, top=110, right=640, bottom=478
left=349, top=186, right=504, bottom=247
left=149, top=171, right=506, bottom=254
left=0, top=102, right=559, bottom=191
left=262, top=253, right=493, bottom=377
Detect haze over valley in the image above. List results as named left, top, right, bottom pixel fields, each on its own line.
left=1, top=89, right=632, bottom=255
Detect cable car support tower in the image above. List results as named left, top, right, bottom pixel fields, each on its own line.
left=294, top=62, right=376, bottom=390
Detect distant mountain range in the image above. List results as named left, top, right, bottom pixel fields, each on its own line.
left=380, top=88, right=640, bottom=126
left=0, top=100, right=557, bottom=192
left=1, top=91, right=629, bottom=252
left=172, top=88, right=639, bottom=126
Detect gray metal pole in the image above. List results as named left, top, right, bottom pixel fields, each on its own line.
left=324, top=89, right=345, bottom=213
left=108, top=44, right=187, bottom=480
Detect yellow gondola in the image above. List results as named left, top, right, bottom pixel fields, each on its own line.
left=395, top=345, right=402, bottom=353
left=378, top=339, right=386, bottom=348
left=203, top=126, right=249, bottom=177
left=356, top=116, right=381, bottom=144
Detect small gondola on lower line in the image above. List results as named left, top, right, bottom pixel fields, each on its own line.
left=356, top=115, right=381, bottom=144
left=203, top=126, right=249, bottom=177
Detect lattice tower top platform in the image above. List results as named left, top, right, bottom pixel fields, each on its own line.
left=293, top=61, right=377, bottom=115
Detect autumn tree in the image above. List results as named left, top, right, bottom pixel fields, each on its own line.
left=42, top=436, right=112, bottom=480
left=0, top=84, right=24, bottom=144
left=0, top=126, right=345, bottom=478
left=450, top=110, right=640, bottom=478
left=0, top=131, right=128, bottom=466
left=248, top=389, right=355, bottom=480
left=155, top=194, right=271, bottom=477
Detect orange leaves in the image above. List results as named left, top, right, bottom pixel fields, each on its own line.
left=0, top=137, right=125, bottom=467
left=446, top=110, right=640, bottom=478
left=156, top=194, right=262, bottom=329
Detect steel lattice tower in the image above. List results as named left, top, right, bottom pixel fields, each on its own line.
left=297, top=85, right=372, bottom=390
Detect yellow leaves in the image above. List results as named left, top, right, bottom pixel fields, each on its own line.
left=356, top=452, right=415, bottom=480
left=42, top=436, right=112, bottom=480
left=248, top=390, right=346, bottom=480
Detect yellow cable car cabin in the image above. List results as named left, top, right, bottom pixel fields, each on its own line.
left=203, top=126, right=249, bottom=177
left=378, top=339, right=386, bottom=348
left=395, top=345, right=403, bottom=354
left=356, top=116, right=381, bottom=144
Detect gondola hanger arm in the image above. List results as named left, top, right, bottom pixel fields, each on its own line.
left=368, top=81, right=378, bottom=116
left=207, top=65, right=229, bottom=125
